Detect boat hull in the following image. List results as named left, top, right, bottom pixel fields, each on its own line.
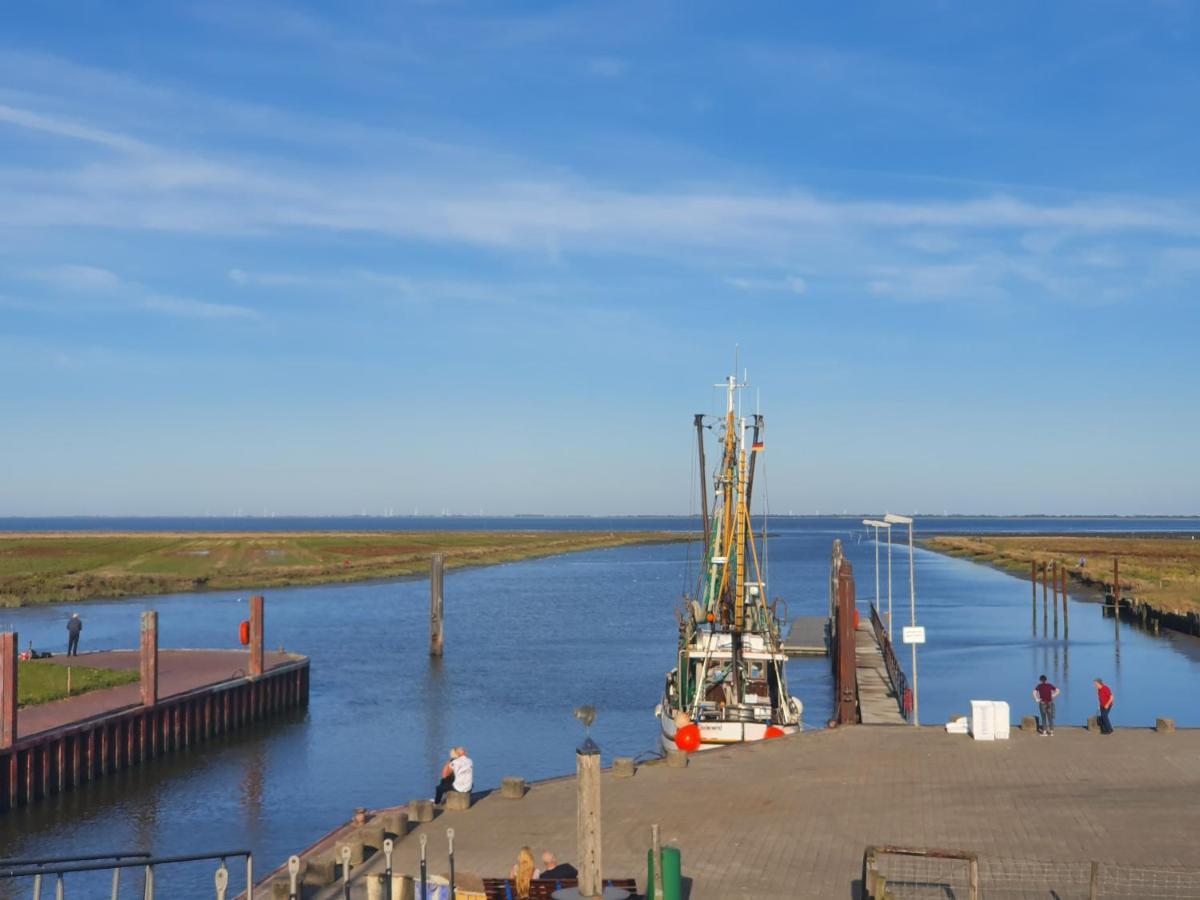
left=658, top=703, right=801, bottom=752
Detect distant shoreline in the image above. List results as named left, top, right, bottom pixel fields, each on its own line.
left=0, top=530, right=692, bottom=608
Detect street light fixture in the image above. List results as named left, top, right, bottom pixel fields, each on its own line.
left=884, top=513, right=918, bottom=726
left=862, top=519, right=891, bottom=636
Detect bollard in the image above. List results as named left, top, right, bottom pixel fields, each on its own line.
left=305, top=855, right=338, bottom=886
left=666, top=749, right=688, bottom=769
left=500, top=776, right=526, bottom=798
left=1087, top=716, right=1101, bottom=733
left=613, top=757, right=636, bottom=778
left=1020, top=716, right=1039, bottom=732
left=1156, top=717, right=1176, bottom=733
left=361, top=822, right=386, bottom=851
left=443, top=790, right=472, bottom=810
left=409, top=799, right=435, bottom=822
left=381, top=811, right=409, bottom=836
left=335, top=838, right=365, bottom=868
left=448, top=827, right=456, bottom=898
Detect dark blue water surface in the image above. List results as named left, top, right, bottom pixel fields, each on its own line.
left=0, top=516, right=1197, bottom=897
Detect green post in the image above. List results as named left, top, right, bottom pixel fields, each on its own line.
left=646, top=846, right=682, bottom=900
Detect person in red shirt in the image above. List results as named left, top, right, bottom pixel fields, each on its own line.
left=1094, top=678, right=1114, bottom=734
left=1032, top=675, right=1059, bottom=736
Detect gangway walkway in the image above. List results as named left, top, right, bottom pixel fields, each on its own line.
left=782, top=616, right=829, bottom=656
left=855, top=620, right=908, bottom=724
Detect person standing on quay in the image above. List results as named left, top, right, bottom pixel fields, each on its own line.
left=1033, top=675, right=1059, bottom=736
left=1094, top=678, right=1115, bottom=734
left=66, top=613, right=82, bottom=656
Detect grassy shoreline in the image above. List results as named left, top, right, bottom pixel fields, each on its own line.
left=0, top=530, right=692, bottom=607
left=18, top=660, right=140, bottom=706
left=922, top=533, right=1200, bottom=614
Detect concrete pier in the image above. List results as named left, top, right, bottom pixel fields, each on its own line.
left=264, top=726, right=1200, bottom=899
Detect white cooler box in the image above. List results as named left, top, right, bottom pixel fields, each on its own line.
left=970, top=700, right=995, bottom=741
left=993, top=701, right=1011, bottom=739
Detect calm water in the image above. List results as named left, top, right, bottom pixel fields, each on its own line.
left=1, top=516, right=1198, bottom=897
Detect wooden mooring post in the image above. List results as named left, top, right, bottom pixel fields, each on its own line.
left=1061, top=564, right=1070, bottom=638
left=577, top=737, right=602, bottom=898
left=1, top=632, right=16, bottom=749
left=430, top=554, right=445, bottom=657
left=1030, top=560, right=1037, bottom=632
left=1052, top=561, right=1059, bottom=636
left=140, top=611, right=158, bottom=706
left=249, top=595, right=265, bottom=678
left=1041, top=563, right=1048, bottom=634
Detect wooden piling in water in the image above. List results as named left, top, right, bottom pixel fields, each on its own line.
left=430, top=555, right=444, bottom=657
left=1041, top=563, right=1048, bottom=634
left=1030, top=560, right=1037, bottom=632
left=1052, top=561, right=1059, bottom=635
left=140, top=611, right=159, bottom=706
left=1061, top=565, right=1069, bottom=638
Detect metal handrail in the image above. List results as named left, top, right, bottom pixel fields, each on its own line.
left=0, top=852, right=151, bottom=867
left=1, top=849, right=252, bottom=900
left=870, top=603, right=912, bottom=720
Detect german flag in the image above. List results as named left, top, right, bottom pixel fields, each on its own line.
left=752, top=440, right=764, bottom=452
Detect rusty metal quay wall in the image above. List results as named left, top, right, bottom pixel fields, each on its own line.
left=0, top=658, right=308, bottom=811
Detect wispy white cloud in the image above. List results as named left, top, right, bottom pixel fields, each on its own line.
left=0, top=103, right=152, bottom=154
left=26, top=264, right=122, bottom=292
left=725, top=275, right=807, bottom=295
left=141, top=294, right=259, bottom=320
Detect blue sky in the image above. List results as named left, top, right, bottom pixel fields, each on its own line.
left=1, top=1, right=1198, bottom=516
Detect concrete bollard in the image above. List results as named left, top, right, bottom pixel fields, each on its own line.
left=409, top=798, right=435, bottom=822
left=360, top=822, right=386, bottom=850
left=334, top=837, right=365, bottom=868
left=380, top=811, right=409, bottom=836
left=501, top=776, right=526, bottom=799
left=1020, top=716, right=1039, bottom=732
left=270, top=878, right=293, bottom=899
left=1156, top=717, right=1177, bottom=733
left=444, top=790, right=472, bottom=810
left=666, top=749, right=689, bottom=769
left=1087, top=716, right=1101, bottom=732
left=304, top=855, right=337, bottom=886
left=612, top=757, right=636, bottom=778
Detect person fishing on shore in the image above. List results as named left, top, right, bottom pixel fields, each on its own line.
left=66, top=613, right=82, bottom=656
left=1032, top=675, right=1059, bottom=736
left=1094, top=678, right=1115, bottom=734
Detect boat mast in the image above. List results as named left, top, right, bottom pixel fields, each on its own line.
left=694, top=414, right=709, bottom=555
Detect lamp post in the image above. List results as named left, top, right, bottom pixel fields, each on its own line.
left=862, top=519, right=891, bottom=631
left=884, top=513, right=917, bottom=725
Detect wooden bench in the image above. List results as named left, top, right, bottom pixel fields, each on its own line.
left=482, top=877, right=639, bottom=899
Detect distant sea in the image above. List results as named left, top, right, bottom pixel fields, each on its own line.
left=1, top=514, right=1198, bottom=534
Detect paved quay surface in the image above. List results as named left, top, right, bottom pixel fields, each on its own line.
left=351, top=726, right=1200, bottom=899
left=18, top=649, right=296, bottom=739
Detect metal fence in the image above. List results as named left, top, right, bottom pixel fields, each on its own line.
left=869, top=605, right=911, bottom=720
left=864, top=845, right=1200, bottom=899
left=0, top=849, right=252, bottom=899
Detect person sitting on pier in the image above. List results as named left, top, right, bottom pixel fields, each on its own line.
left=539, top=851, right=578, bottom=881
left=435, top=746, right=474, bottom=804
left=510, top=846, right=538, bottom=899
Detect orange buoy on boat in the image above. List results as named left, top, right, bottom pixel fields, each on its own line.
left=239, top=620, right=250, bottom=645
left=674, top=723, right=701, bottom=752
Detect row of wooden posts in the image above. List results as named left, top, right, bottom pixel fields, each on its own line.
left=0, top=596, right=266, bottom=750
left=1031, top=557, right=1124, bottom=639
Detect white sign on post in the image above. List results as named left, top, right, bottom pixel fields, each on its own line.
left=902, top=625, right=926, bottom=644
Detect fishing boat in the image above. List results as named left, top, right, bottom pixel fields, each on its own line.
left=657, top=372, right=803, bottom=752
